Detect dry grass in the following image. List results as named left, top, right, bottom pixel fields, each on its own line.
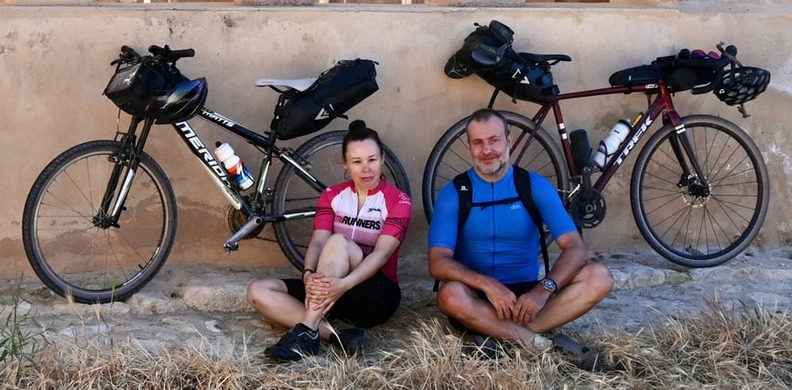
left=1, top=298, right=790, bottom=389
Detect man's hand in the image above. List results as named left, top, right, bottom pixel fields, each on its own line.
left=480, top=277, right=517, bottom=321
left=514, top=288, right=551, bottom=325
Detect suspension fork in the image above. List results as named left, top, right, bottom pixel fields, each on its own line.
left=96, top=116, right=155, bottom=228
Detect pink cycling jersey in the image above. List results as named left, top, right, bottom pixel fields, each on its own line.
left=314, top=179, right=412, bottom=284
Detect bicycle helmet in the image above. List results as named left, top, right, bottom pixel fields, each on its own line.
left=715, top=66, right=770, bottom=106
left=147, top=78, right=208, bottom=124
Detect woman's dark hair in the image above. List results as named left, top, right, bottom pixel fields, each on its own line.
left=342, top=120, right=383, bottom=161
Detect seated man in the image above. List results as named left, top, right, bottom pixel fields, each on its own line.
left=428, top=108, right=614, bottom=370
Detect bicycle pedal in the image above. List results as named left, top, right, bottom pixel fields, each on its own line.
left=222, top=215, right=263, bottom=253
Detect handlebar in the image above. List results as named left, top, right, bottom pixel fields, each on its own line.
left=656, top=42, right=741, bottom=95
left=110, top=44, right=195, bottom=66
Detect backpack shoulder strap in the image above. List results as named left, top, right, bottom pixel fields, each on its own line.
left=433, top=171, right=473, bottom=292
left=512, top=166, right=551, bottom=276
left=453, top=171, right=473, bottom=234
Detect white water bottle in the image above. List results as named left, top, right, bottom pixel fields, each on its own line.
left=214, top=142, right=254, bottom=190
left=592, top=119, right=631, bottom=169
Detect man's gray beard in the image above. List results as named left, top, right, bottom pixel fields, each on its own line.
left=474, top=155, right=509, bottom=177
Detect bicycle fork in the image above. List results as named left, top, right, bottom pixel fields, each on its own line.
left=95, top=117, right=153, bottom=229
left=667, top=122, right=711, bottom=200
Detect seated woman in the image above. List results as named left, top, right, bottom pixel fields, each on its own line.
left=247, top=120, right=412, bottom=362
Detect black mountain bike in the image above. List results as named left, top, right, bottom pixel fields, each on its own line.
left=22, top=45, right=410, bottom=304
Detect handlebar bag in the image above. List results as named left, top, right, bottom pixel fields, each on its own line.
left=103, top=62, right=166, bottom=117
left=272, top=59, right=379, bottom=140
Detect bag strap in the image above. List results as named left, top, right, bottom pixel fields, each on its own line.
left=433, top=166, right=551, bottom=292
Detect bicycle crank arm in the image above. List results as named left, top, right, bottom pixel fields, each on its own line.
left=223, top=215, right=264, bottom=252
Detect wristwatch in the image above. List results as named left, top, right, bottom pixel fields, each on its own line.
left=540, top=277, right=558, bottom=293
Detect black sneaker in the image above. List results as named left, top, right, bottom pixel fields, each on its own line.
left=264, top=323, right=320, bottom=362
left=330, top=328, right=366, bottom=355
left=461, top=334, right=500, bottom=360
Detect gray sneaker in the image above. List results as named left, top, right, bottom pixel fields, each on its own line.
left=264, top=323, right=320, bottom=362
left=551, top=333, right=603, bottom=371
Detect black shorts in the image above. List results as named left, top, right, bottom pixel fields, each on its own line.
left=284, top=271, right=401, bottom=328
left=447, top=281, right=539, bottom=332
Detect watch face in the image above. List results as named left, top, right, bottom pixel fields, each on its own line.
left=542, top=278, right=557, bottom=292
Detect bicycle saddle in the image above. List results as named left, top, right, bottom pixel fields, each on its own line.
left=255, top=77, right=318, bottom=92
left=519, top=52, right=571, bottom=64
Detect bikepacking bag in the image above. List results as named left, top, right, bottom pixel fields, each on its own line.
left=103, top=62, right=167, bottom=117
left=271, top=59, right=379, bottom=140
left=444, top=20, right=559, bottom=103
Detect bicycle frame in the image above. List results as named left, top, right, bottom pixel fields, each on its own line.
left=100, top=106, right=330, bottom=250
left=492, top=79, right=708, bottom=197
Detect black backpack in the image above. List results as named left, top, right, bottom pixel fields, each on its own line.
left=433, top=166, right=550, bottom=291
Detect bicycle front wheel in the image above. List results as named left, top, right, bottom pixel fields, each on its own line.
left=22, top=140, right=177, bottom=303
left=422, top=110, right=569, bottom=222
left=272, top=130, right=412, bottom=270
left=631, top=115, right=769, bottom=267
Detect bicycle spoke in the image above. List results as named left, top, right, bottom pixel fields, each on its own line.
left=632, top=116, right=768, bottom=266
left=23, top=141, right=175, bottom=303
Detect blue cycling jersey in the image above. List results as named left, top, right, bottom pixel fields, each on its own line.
left=428, top=166, right=577, bottom=284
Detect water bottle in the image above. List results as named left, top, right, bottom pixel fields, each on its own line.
left=214, top=142, right=254, bottom=190
left=592, top=119, right=631, bottom=169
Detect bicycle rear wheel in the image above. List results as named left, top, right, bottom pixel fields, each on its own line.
left=422, top=110, right=569, bottom=222
left=272, top=130, right=411, bottom=270
left=631, top=115, right=769, bottom=267
left=22, top=140, right=177, bottom=303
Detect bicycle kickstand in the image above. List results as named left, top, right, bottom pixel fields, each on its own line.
left=223, top=215, right=264, bottom=252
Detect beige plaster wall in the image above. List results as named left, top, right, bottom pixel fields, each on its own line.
left=1, top=4, right=791, bottom=277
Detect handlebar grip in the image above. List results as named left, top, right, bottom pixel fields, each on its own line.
left=148, top=45, right=165, bottom=55
left=169, top=48, right=195, bottom=59
left=147, top=45, right=194, bottom=61
left=120, top=45, right=141, bottom=59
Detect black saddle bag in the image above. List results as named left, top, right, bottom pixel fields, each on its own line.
left=272, top=59, right=379, bottom=140
left=445, top=20, right=559, bottom=103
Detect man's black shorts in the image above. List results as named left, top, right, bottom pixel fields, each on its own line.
left=447, top=281, right=539, bottom=332
left=283, top=271, right=401, bottom=328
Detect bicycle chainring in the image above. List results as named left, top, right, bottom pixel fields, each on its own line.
left=569, top=189, right=607, bottom=229
left=226, top=205, right=266, bottom=239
